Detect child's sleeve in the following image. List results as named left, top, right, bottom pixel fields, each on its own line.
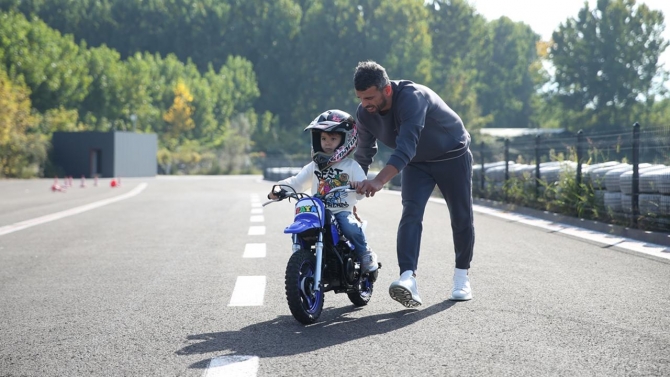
left=351, top=160, right=368, bottom=201
left=278, top=163, right=314, bottom=192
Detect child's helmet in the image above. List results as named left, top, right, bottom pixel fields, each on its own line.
left=304, top=109, right=358, bottom=170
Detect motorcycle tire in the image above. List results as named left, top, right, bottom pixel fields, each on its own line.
left=347, top=272, right=375, bottom=306
left=285, top=249, right=324, bottom=324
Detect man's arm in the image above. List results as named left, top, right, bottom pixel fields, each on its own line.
left=354, top=164, right=399, bottom=197
left=353, top=113, right=378, bottom=175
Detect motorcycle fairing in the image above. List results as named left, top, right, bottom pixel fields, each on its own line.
left=284, top=197, right=325, bottom=234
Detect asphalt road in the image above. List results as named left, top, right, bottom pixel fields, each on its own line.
left=1, top=176, right=668, bottom=377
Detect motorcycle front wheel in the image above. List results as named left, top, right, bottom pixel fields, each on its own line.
left=285, top=249, right=324, bottom=324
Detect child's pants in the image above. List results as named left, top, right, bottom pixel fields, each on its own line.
left=334, top=211, right=368, bottom=255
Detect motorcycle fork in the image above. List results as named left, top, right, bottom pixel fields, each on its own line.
left=314, top=231, right=324, bottom=292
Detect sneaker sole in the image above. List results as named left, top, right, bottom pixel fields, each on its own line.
left=389, top=286, right=422, bottom=308
left=449, top=293, right=473, bottom=301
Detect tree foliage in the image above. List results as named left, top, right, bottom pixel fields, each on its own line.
left=550, top=0, right=668, bottom=130
left=0, top=0, right=668, bottom=177
left=0, top=66, right=48, bottom=177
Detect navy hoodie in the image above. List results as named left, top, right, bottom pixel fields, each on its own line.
left=354, top=80, right=470, bottom=174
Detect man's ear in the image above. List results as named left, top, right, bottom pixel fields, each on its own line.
left=384, top=84, right=392, bottom=97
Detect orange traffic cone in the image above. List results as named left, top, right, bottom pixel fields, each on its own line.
left=51, top=177, right=60, bottom=192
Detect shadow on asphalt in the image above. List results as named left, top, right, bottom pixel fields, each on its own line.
left=177, top=300, right=457, bottom=369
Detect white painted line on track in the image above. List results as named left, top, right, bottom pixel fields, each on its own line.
left=250, top=194, right=260, bottom=203
left=204, top=355, right=259, bottom=377
left=251, top=202, right=262, bottom=208
left=228, top=276, right=266, bottom=306
left=470, top=202, right=670, bottom=260
left=250, top=215, right=264, bottom=223
left=251, top=208, right=263, bottom=215
left=0, top=183, right=148, bottom=237
left=380, top=190, right=669, bottom=259
left=243, top=243, right=266, bottom=258
left=248, top=226, right=265, bottom=236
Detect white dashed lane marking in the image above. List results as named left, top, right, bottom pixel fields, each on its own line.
left=204, top=356, right=259, bottom=377
left=228, top=276, right=266, bottom=306
left=243, top=243, right=266, bottom=258
left=205, top=194, right=266, bottom=375
left=248, top=226, right=265, bottom=235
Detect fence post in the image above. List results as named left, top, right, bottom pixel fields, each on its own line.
left=504, top=138, right=510, bottom=182
left=576, top=130, right=583, bottom=187
left=632, top=122, right=640, bottom=227
left=535, top=135, right=540, bottom=198
left=480, top=141, right=485, bottom=193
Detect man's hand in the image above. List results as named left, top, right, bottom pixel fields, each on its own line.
left=353, top=165, right=399, bottom=197
left=354, top=177, right=384, bottom=197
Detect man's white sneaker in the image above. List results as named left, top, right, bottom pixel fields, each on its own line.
left=389, top=270, right=422, bottom=308
left=449, top=268, right=472, bottom=301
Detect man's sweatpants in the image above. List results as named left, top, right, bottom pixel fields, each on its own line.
left=397, top=149, right=475, bottom=274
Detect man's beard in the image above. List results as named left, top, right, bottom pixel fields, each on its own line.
left=366, top=96, right=388, bottom=113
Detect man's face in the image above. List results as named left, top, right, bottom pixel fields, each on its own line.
left=355, top=85, right=391, bottom=113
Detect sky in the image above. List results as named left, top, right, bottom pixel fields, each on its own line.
left=469, top=0, right=670, bottom=68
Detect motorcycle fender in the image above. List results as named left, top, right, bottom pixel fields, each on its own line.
left=284, top=219, right=321, bottom=234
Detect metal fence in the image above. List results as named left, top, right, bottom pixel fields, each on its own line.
left=473, top=123, right=670, bottom=232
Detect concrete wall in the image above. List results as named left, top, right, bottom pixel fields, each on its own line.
left=51, top=131, right=156, bottom=178
left=114, top=132, right=157, bottom=177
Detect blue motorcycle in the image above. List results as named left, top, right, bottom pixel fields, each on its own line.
left=264, top=184, right=380, bottom=324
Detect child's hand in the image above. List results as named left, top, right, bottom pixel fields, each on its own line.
left=267, top=191, right=278, bottom=200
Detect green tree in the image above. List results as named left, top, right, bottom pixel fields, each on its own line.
left=550, top=0, right=668, bottom=130
left=477, top=17, right=544, bottom=128
left=0, top=11, right=92, bottom=112
left=0, top=67, right=48, bottom=178
left=427, top=0, right=490, bottom=132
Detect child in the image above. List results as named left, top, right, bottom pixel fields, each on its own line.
left=268, top=109, right=378, bottom=273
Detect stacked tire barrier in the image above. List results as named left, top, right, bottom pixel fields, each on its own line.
left=263, top=167, right=303, bottom=182
left=474, top=159, right=670, bottom=228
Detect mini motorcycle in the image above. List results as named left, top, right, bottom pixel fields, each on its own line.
left=264, top=184, right=380, bottom=324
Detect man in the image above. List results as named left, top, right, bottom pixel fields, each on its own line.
left=352, top=60, right=474, bottom=308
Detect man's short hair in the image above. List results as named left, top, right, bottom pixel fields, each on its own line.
left=354, top=61, right=390, bottom=91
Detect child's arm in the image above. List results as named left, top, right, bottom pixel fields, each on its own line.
left=349, top=160, right=369, bottom=201
left=268, top=163, right=314, bottom=198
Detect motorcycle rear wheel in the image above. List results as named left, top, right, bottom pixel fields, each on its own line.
left=285, top=249, right=324, bottom=324
left=347, top=270, right=376, bottom=306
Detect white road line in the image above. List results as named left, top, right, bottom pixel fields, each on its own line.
left=469, top=202, right=670, bottom=260
left=250, top=215, right=264, bottom=223
left=251, top=208, right=263, bottom=215
left=248, top=226, right=265, bottom=235
left=251, top=202, right=262, bottom=208
left=381, top=190, right=669, bottom=259
left=228, top=276, right=266, bottom=306
left=0, top=183, right=148, bottom=237
left=243, top=243, right=266, bottom=258
left=250, top=194, right=260, bottom=203
left=204, top=356, right=259, bottom=377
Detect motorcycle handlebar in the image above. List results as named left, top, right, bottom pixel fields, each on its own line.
left=262, top=184, right=356, bottom=207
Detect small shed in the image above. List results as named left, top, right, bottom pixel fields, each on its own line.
left=51, top=131, right=157, bottom=178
